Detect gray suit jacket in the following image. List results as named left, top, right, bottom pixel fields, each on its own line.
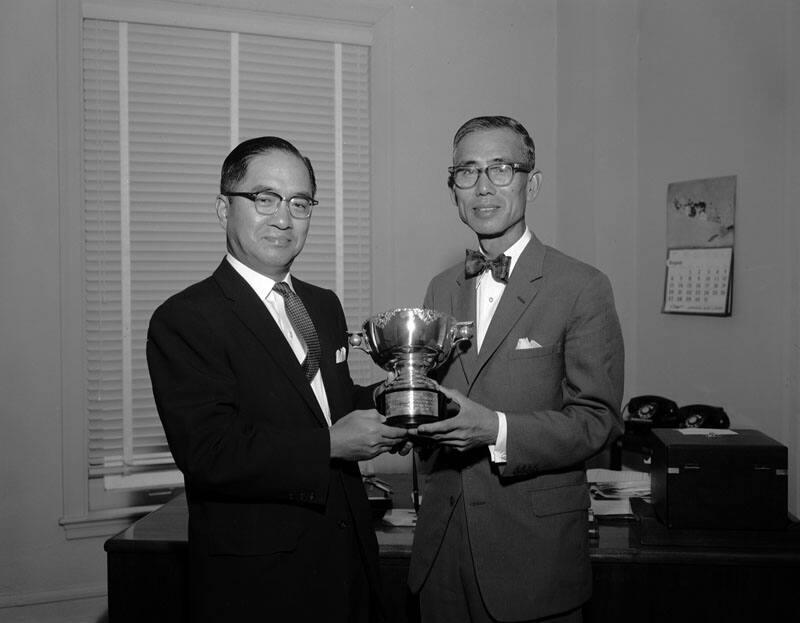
left=408, top=234, right=624, bottom=621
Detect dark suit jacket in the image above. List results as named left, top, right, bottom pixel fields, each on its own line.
left=147, top=259, right=381, bottom=622
left=408, top=235, right=624, bottom=621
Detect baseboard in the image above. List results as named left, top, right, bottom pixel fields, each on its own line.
left=0, top=584, right=107, bottom=609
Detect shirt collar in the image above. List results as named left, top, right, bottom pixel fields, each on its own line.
left=225, top=253, right=294, bottom=298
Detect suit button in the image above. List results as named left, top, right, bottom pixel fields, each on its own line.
left=338, top=520, right=349, bottom=529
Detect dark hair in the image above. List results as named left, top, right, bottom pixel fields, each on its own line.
left=220, top=136, right=316, bottom=196
left=449, top=116, right=536, bottom=189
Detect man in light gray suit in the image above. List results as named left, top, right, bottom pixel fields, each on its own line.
left=408, top=116, right=625, bottom=622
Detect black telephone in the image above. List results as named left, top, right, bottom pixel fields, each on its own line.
left=624, top=395, right=679, bottom=430
left=676, top=404, right=730, bottom=429
left=624, top=395, right=729, bottom=432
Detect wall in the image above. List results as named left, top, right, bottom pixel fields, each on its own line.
left=635, top=0, right=799, bottom=512
left=0, top=0, right=111, bottom=616
left=556, top=0, right=640, bottom=394
left=554, top=0, right=799, bottom=515
left=371, top=1, right=558, bottom=311
left=790, top=0, right=800, bottom=524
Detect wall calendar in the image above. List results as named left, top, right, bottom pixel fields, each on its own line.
left=662, top=176, right=736, bottom=316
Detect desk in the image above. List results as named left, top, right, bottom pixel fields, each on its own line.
left=106, top=474, right=800, bottom=622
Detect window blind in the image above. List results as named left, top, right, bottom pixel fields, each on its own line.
left=83, top=18, right=373, bottom=482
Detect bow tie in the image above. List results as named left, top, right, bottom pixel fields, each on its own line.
left=464, top=249, right=511, bottom=283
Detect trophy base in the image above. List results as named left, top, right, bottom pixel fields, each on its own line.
left=385, top=413, right=441, bottom=429
left=378, top=388, right=449, bottom=429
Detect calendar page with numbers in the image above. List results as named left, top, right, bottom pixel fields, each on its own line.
left=663, top=176, right=736, bottom=316
left=663, top=247, right=733, bottom=315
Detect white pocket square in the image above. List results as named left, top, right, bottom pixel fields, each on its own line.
left=515, top=337, right=542, bottom=350
left=335, top=346, right=347, bottom=363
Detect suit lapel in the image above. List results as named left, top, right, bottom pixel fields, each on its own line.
left=470, top=236, right=546, bottom=389
left=213, top=260, right=328, bottom=427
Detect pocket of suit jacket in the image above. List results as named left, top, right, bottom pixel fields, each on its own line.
left=530, top=482, right=590, bottom=517
left=206, top=502, right=308, bottom=556
left=507, top=341, right=563, bottom=360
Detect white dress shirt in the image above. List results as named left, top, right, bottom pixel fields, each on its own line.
left=225, top=254, right=332, bottom=425
left=474, top=228, right=532, bottom=463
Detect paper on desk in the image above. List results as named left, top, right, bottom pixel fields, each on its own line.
left=587, top=468, right=651, bottom=516
left=382, top=509, right=417, bottom=527
left=590, top=498, right=634, bottom=516
left=677, top=428, right=737, bottom=436
left=587, top=468, right=650, bottom=484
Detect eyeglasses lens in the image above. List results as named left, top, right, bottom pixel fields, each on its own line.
left=453, top=164, right=515, bottom=189
left=254, top=193, right=312, bottom=218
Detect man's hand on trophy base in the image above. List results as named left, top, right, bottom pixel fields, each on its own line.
left=411, top=386, right=499, bottom=452
left=389, top=439, right=414, bottom=456
left=330, top=409, right=409, bottom=461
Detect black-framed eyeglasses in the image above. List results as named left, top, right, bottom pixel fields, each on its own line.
left=448, top=162, right=532, bottom=189
left=222, top=190, right=318, bottom=219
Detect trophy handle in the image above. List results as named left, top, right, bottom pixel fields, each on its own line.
left=347, top=330, right=372, bottom=354
left=451, top=321, right=474, bottom=345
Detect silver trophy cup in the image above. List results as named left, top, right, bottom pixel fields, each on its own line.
left=348, top=308, right=473, bottom=428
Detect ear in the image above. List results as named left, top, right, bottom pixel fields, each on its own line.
left=527, top=171, right=543, bottom=203
left=449, top=184, right=458, bottom=206
left=215, top=195, right=229, bottom=230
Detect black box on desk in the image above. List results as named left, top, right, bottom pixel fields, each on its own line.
left=651, top=429, right=788, bottom=530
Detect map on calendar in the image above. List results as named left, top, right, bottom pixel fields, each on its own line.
left=662, top=176, right=736, bottom=316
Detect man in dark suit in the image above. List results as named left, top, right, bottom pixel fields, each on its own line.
left=147, top=136, right=408, bottom=622
left=408, top=116, right=625, bottom=622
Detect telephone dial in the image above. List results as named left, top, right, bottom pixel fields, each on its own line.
left=676, top=404, right=730, bottom=429
left=623, top=395, right=729, bottom=432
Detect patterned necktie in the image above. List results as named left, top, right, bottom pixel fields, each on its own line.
left=464, top=249, right=511, bottom=283
left=272, top=282, right=321, bottom=382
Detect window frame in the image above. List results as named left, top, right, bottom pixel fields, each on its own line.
left=57, top=0, right=387, bottom=538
